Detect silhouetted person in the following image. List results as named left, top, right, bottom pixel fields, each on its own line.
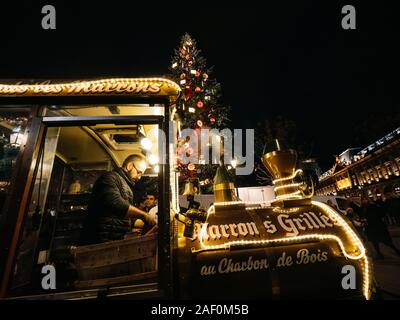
left=361, top=196, right=400, bottom=259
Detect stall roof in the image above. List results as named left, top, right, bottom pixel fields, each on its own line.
left=0, top=78, right=181, bottom=101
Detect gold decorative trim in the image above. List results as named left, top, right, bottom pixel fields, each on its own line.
left=213, top=183, right=235, bottom=191
left=0, top=78, right=181, bottom=98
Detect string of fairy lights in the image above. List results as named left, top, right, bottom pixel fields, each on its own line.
left=192, top=201, right=371, bottom=300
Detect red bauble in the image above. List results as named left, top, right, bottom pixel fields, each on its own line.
left=195, top=71, right=201, bottom=77
left=195, top=86, right=201, bottom=93
left=197, top=101, right=204, bottom=108
left=184, top=87, right=193, bottom=101
left=210, top=117, right=216, bottom=125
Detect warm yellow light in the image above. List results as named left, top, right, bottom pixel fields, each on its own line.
left=273, top=169, right=303, bottom=184
left=0, top=77, right=181, bottom=96
left=195, top=200, right=372, bottom=300
left=154, top=165, right=160, bottom=173
left=273, top=183, right=301, bottom=192
left=148, top=154, right=159, bottom=165
left=231, top=159, right=237, bottom=168
left=140, top=137, right=152, bottom=150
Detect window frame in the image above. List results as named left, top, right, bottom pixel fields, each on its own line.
left=0, top=98, right=173, bottom=299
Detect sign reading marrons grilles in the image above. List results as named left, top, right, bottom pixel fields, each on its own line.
left=0, top=78, right=181, bottom=97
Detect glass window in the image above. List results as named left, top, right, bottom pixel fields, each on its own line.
left=11, top=120, right=162, bottom=296
left=43, top=104, right=165, bottom=117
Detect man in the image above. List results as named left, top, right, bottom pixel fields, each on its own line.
left=361, top=195, right=400, bottom=259
left=144, top=193, right=157, bottom=212
left=81, top=154, right=157, bottom=244
left=132, top=193, right=158, bottom=234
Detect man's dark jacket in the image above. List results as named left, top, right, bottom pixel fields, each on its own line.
left=81, top=168, right=136, bottom=244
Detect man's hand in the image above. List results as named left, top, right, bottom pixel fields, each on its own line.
left=143, top=213, right=157, bottom=226
left=126, top=205, right=157, bottom=227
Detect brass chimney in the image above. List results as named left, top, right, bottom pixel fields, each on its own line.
left=182, top=181, right=196, bottom=196
left=262, top=140, right=311, bottom=207
left=213, top=165, right=237, bottom=202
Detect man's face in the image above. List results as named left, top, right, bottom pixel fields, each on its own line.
left=126, top=160, right=147, bottom=182
left=145, top=195, right=156, bottom=208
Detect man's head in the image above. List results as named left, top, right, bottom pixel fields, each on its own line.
left=145, top=193, right=157, bottom=209
left=122, top=154, right=147, bottom=182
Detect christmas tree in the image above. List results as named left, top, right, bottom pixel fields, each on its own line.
left=169, top=33, right=230, bottom=193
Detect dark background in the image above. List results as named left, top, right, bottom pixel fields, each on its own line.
left=0, top=1, right=398, bottom=170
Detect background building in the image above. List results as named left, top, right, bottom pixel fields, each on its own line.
left=317, top=127, right=400, bottom=201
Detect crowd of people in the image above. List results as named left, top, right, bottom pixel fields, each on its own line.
left=333, top=190, right=400, bottom=260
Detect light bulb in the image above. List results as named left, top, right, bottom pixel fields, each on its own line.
left=231, top=159, right=237, bottom=168
left=148, top=154, right=159, bottom=165
left=141, top=137, right=152, bottom=150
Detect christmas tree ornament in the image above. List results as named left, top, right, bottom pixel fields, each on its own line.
left=190, top=70, right=197, bottom=75
left=188, top=163, right=196, bottom=171
left=172, top=62, right=178, bottom=68
left=210, top=117, right=216, bottom=125
left=180, top=79, right=186, bottom=85
left=197, top=120, right=203, bottom=127
left=203, top=73, right=209, bottom=79
left=195, top=71, right=201, bottom=77
left=195, top=87, right=201, bottom=93
left=197, top=101, right=204, bottom=108
left=188, top=61, right=193, bottom=66
left=186, top=147, right=194, bottom=156
left=180, top=73, right=186, bottom=79
left=184, top=86, right=193, bottom=101
left=185, top=54, right=190, bottom=60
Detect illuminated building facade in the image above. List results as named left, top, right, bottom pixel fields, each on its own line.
left=317, top=127, right=400, bottom=199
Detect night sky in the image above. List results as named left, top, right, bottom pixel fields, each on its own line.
left=0, top=1, right=399, bottom=171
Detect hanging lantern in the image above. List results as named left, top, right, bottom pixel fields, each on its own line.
left=197, top=101, right=204, bottom=108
